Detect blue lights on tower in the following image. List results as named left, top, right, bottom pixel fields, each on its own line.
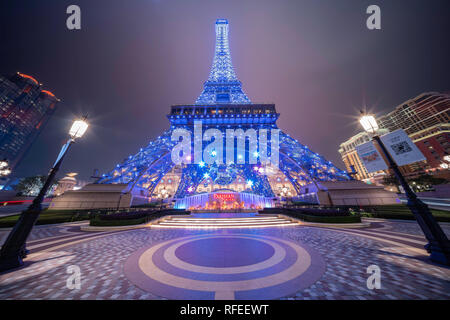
left=196, top=19, right=251, bottom=104
left=96, top=19, right=351, bottom=201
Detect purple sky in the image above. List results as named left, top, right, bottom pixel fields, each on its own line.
left=1, top=0, right=449, bottom=181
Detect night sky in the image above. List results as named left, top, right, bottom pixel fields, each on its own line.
left=1, top=0, right=449, bottom=181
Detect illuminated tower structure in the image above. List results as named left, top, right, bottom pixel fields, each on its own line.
left=97, top=19, right=350, bottom=206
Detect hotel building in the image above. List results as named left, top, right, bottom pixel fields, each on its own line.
left=339, top=92, right=450, bottom=184
left=0, top=72, right=59, bottom=171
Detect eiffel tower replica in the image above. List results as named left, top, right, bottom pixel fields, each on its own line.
left=90, top=19, right=351, bottom=209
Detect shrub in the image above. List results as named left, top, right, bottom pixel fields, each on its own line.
left=290, top=207, right=350, bottom=217
left=98, top=211, right=153, bottom=221
left=89, top=208, right=191, bottom=227
left=90, top=216, right=148, bottom=227
left=131, top=202, right=160, bottom=208
left=299, top=214, right=361, bottom=224
left=259, top=207, right=360, bottom=223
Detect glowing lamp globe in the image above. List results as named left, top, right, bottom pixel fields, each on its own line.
left=0, top=168, right=11, bottom=176
left=69, top=119, right=89, bottom=139
left=359, top=114, right=379, bottom=133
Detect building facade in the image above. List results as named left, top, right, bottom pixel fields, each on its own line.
left=0, top=72, right=59, bottom=171
left=338, top=129, right=389, bottom=182
left=378, top=92, right=450, bottom=172
left=411, top=123, right=449, bottom=170
left=338, top=92, right=450, bottom=185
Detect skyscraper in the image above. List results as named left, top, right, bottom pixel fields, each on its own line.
left=0, top=72, right=59, bottom=171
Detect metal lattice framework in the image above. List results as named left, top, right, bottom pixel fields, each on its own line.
left=97, top=126, right=350, bottom=198
left=277, top=132, right=350, bottom=194
left=196, top=19, right=251, bottom=105
left=97, top=131, right=176, bottom=196
left=97, top=19, right=351, bottom=200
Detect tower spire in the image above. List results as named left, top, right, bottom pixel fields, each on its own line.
left=196, top=19, right=251, bottom=104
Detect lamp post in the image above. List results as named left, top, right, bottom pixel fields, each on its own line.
left=0, top=118, right=89, bottom=272
left=359, top=112, right=450, bottom=265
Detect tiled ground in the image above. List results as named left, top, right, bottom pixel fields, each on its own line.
left=0, top=218, right=449, bottom=300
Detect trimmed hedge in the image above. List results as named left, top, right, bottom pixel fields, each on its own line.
left=131, top=202, right=160, bottom=209
left=277, top=211, right=360, bottom=224
left=89, top=208, right=191, bottom=227
left=90, top=216, right=147, bottom=226
left=98, top=211, right=152, bottom=221
left=292, top=207, right=350, bottom=217
left=299, top=214, right=361, bottom=224
left=290, top=201, right=316, bottom=206
left=259, top=207, right=360, bottom=224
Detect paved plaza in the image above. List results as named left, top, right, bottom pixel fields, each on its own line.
left=0, top=216, right=449, bottom=300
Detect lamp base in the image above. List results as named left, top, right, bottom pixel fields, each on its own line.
left=0, top=254, right=24, bottom=273
left=426, top=243, right=450, bottom=266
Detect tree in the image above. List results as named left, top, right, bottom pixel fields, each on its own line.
left=14, top=176, right=57, bottom=197
left=383, top=173, right=447, bottom=193
left=382, top=174, right=398, bottom=186
left=409, top=174, right=447, bottom=192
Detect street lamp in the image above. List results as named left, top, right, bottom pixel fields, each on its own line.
left=0, top=159, right=11, bottom=177
left=0, top=117, right=89, bottom=272
left=441, top=155, right=450, bottom=170
left=359, top=111, right=450, bottom=265
left=359, top=114, right=379, bottom=134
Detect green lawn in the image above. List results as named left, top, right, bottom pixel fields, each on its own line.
left=0, top=210, right=91, bottom=228
left=361, top=205, right=450, bottom=222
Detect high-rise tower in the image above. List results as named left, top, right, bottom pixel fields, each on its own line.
left=0, top=73, right=59, bottom=171
left=96, top=19, right=350, bottom=208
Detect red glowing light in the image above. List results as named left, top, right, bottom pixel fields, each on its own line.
left=18, top=73, right=38, bottom=85
left=0, top=198, right=51, bottom=206
left=41, top=90, right=56, bottom=98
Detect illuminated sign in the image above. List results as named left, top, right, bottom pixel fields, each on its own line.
left=213, top=193, right=236, bottom=201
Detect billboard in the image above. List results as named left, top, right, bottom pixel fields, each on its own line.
left=380, top=129, right=426, bottom=166
left=355, top=141, right=388, bottom=173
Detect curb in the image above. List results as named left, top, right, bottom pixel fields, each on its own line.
left=300, top=221, right=371, bottom=228
left=80, top=224, right=149, bottom=232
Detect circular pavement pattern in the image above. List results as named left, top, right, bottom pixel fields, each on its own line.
left=124, top=233, right=326, bottom=300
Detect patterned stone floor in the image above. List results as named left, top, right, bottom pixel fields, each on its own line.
left=0, top=217, right=449, bottom=300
